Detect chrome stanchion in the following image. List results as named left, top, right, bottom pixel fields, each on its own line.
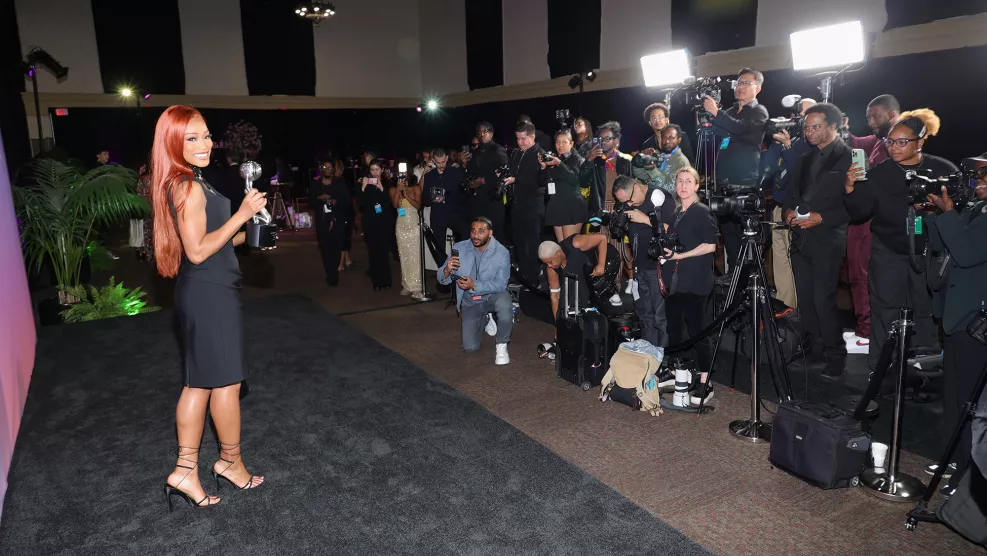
left=860, top=308, right=926, bottom=502
left=416, top=206, right=433, bottom=302
left=729, top=273, right=772, bottom=443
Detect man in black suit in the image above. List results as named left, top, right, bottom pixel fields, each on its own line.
left=783, top=103, right=852, bottom=378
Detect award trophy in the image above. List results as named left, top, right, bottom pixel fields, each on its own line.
left=240, top=161, right=278, bottom=249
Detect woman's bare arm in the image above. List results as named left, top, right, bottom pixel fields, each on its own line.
left=175, top=182, right=250, bottom=264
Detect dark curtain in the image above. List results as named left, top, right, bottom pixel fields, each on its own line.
left=547, top=0, right=601, bottom=79
left=0, top=0, right=30, bottom=176
left=91, top=0, right=186, bottom=95
left=239, top=0, right=316, bottom=96
left=885, top=0, right=987, bottom=30
left=465, top=0, right=504, bottom=90
left=671, top=0, right=757, bottom=56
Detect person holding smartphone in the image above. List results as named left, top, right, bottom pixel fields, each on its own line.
left=390, top=173, right=423, bottom=299
left=844, top=109, right=956, bottom=380
left=437, top=217, right=513, bottom=365
left=359, top=160, right=393, bottom=290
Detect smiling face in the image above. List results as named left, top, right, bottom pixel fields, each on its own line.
left=183, top=117, right=212, bottom=167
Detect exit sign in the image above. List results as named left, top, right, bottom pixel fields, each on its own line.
left=54, top=108, right=69, bottom=116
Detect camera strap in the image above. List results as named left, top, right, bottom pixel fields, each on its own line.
left=906, top=206, right=930, bottom=273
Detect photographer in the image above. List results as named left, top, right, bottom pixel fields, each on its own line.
left=704, top=68, right=769, bottom=270
left=760, top=97, right=816, bottom=309
left=640, top=103, right=695, bottom=167
left=633, top=124, right=692, bottom=195
left=505, top=122, right=548, bottom=286
left=464, top=121, right=510, bottom=235
left=516, top=115, right=553, bottom=152
left=926, top=158, right=987, bottom=489
left=583, top=121, right=633, bottom=220
left=538, top=234, right=609, bottom=323
left=612, top=176, right=676, bottom=347
left=661, top=167, right=718, bottom=403
left=541, top=129, right=588, bottom=241
left=573, top=117, right=594, bottom=159
left=423, top=148, right=468, bottom=261
left=844, top=109, right=955, bottom=377
left=438, top=217, right=513, bottom=365
left=309, top=157, right=350, bottom=287
left=783, top=103, right=852, bottom=379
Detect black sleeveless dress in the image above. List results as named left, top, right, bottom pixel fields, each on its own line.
left=174, top=177, right=245, bottom=388
left=555, top=236, right=594, bottom=314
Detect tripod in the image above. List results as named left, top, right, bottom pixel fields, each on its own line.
left=694, top=123, right=718, bottom=201
left=697, top=215, right=794, bottom=438
left=270, top=182, right=295, bottom=231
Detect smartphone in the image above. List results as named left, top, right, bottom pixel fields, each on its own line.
left=451, top=248, right=459, bottom=258
left=851, top=149, right=867, bottom=180
left=367, top=177, right=378, bottom=185
left=592, top=137, right=603, bottom=149
left=450, top=274, right=464, bottom=282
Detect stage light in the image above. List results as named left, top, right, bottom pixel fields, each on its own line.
left=415, top=104, right=423, bottom=113
left=143, top=93, right=152, bottom=100
left=790, top=21, right=865, bottom=71
left=585, top=71, right=597, bottom=83
left=426, top=99, right=439, bottom=111
left=640, top=49, right=692, bottom=88
left=24, top=47, right=69, bottom=80
left=567, top=75, right=582, bottom=90
left=119, top=88, right=132, bottom=98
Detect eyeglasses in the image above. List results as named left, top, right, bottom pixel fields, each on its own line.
left=648, top=116, right=666, bottom=123
left=884, top=137, right=920, bottom=149
left=600, top=135, right=616, bottom=142
left=736, top=79, right=757, bottom=87
left=974, top=166, right=987, bottom=179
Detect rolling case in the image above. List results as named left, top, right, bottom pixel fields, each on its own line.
left=556, top=273, right=608, bottom=391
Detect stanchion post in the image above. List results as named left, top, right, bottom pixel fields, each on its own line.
left=729, top=273, right=772, bottom=442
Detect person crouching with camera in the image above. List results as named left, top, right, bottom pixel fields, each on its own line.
left=612, top=176, right=676, bottom=348
left=925, top=158, right=987, bottom=493
left=844, top=109, right=955, bottom=380
left=660, top=167, right=719, bottom=403
left=438, top=216, right=513, bottom=365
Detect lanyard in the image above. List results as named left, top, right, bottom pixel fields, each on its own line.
left=659, top=147, right=678, bottom=173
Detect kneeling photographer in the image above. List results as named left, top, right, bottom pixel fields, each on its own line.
left=538, top=234, right=609, bottom=324
left=612, top=176, right=676, bottom=347
left=925, top=155, right=987, bottom=492
left=844, top=109, right=955, bottom=379
left=661, top=167, right=718, bottom=403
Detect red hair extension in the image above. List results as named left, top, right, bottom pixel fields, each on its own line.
left=150, top=106, right=201, bottom=277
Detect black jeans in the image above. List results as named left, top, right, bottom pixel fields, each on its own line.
left=791, top=241, right=845, bottom=361
left=510, top=202, right=546, bottom=285
left=363, top=213, right=393, bottom=288
left=634, top=269, right=669, bottom=348
left=430, top=207, right=469, bottom=260
left=943, top=330, right=987, bottom=474
left=315, top=217, right=344, bottom=285
left=867, top=237, right=939, bottom=371
left=666, top=292, right=711, bottom=372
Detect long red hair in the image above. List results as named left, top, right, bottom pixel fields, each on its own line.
left=150, top=106, right=201, bottom=277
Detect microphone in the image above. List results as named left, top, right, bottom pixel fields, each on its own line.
left=781, top=94, right=803, bottom=109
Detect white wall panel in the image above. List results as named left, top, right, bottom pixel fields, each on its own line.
left=179, top=0, right=249, bottom=96
left=418, top=0, right=469, bottom=96
left=600, top=0, right=673, bottom=71
left=15, top=0, right=104, bottom=93
left=502, top=0, right=550, bottom=86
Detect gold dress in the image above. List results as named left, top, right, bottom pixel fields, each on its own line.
left=395, top=198, right=422, bottom=294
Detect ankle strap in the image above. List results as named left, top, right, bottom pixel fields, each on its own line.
left=175, top=445, right=200, bottom=471
left=217, top=441, right=242, bottom=466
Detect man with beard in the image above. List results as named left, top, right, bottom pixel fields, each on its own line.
left=634, top=124, right=691, bottom=194
left=639, top=103, right=695, bottom=166
left=309, top=157, right=350, bottom=286
left=464, top=122, right=510, bottom=235
left=423, top=148, right=469, bottom=260
left=842, top=94, right=900, bottom=352
left=438, top=217, right=513, bottom=365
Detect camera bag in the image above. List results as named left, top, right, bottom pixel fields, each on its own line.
left=769, top=400, right=870, bottom=489
left=556, top=273, right=608, bottom=390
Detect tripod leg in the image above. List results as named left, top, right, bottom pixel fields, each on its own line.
left=751, top=242, right=793, bottom=401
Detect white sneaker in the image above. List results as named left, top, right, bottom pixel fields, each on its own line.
left=484, top=314, right=498, bottom=337
left=624, top=279, right=635, bottom=295
left=495, top=343, right=510, bottom=365
left=609, top=293, right=623, bottom=306
left=843, top=331, right=857, bottom=340
left=845, top=334, right=870, bottom=354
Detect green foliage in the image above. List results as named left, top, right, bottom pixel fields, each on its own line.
left=59, top=277, right=160, bottom=323
left=13, top=158, right=147, bottom=291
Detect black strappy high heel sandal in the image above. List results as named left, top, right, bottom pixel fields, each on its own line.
left=164, top=446, right=219, bottom=512
left=212, top=442, right=262, bottom=491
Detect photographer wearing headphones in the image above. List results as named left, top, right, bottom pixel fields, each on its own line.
left=784, top=103, right=852, bottom=379
left=661, top=167, right=719, bottom=403
left=926, top=156, right=987, bottom=491
left=844, top=109, right=954, bottom=379
left=464, top=121, right=510, bottom=235
left=704, top=68, right=770, bottom=271
left=612, top=176, right=676, bottom=347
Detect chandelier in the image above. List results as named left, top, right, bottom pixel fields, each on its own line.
left=295, top=2, right=336, bottom=26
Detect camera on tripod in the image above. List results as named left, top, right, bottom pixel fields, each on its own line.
left=906, top=169, right=970, bottom=205
left=555, top=109, right=571, bottom=129
left=632, top=151, right=665, bottom=169
left=685, top=76, right=725, bottom=127
left=708, top=183, right=766, bottom=217
left=648, top=212, right=684, bottom=259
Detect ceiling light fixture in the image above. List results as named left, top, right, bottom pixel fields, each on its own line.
left=295, top=2, right=336, bottom=26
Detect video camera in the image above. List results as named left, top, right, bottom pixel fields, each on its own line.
left=907, top=158, right=986, bottom=205
left=684, top=76, right=726, bottom=127
left=765, top=116, right=804, bottom=137
left=632, top=151, right=666, bottom=169
left=648, top=212, right=684, bottom=259
left=708, top=183, right=766, bottom=217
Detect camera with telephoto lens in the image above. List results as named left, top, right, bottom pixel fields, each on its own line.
left=765, top=115, right=804, bottom=137
left=605, top=203, right=631, bottom=239
left=708, top=183, right=766, bottom=216
left=685, top=76, right=725, bottom=126
left=906, top=169, right=971, bottom=205
left=648, top=212, right=684, bottom=259
left=493, top=165, right=513, bottom=198
left=632, top=152, right=666, bottom=169
left=536, top=147, right=558, bottom=163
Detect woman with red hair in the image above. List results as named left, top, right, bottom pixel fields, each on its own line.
left=151, top=106, right=267, bottom=510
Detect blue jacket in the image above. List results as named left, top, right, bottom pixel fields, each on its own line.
left=438, top=237, right=511, bottom=310
left=760, top=138, right=811, bottom=205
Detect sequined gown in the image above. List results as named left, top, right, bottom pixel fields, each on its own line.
left=395, top=198, right=422, bottom=293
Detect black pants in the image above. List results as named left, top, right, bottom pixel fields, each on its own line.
left=666, top=292, right=711, bottom=372
left=510, top=202, right=545, bottom=285
left=430, top=208, right=469, bottom=260
left=720, top=216, right=742, bottom=272
left=867, top=236, right=939, bottom=371
left=634, top=269, right=669, bottom=348
left=315, top=217, right=344, bottom=285
left=467, top=195, right=505, bottom=241
left=363, top=213, right=393, bottom=288
left=791, top=240, right=845, bottom=361
left=943, top=330, right=987, bottom=474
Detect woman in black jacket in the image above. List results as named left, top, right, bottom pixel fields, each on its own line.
left=844, top=108, right=957, bottom=374
left=358, top=160, right=394, bottom=290
left=541, top=129, right=587, bottom=241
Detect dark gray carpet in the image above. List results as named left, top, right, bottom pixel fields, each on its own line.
left=0, top=294, right=708, bottom=555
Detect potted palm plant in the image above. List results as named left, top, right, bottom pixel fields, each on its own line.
left=13, top=158, right=147, bottom=323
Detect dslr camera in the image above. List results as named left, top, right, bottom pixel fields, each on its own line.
left=632, top=151, right=666, bottom=169
left=685, top=76, right=725, bottom=127
left=906, top=164, right=981, bottom=206
left=606, top=203, right=631, bottom=239
left=765, top=116, right=804, bottom=137
left=493, top=165, right=513, bottom=199
left=708, top=183, right=766, bottom=217
left=648, top=212, right=684, bottom=259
